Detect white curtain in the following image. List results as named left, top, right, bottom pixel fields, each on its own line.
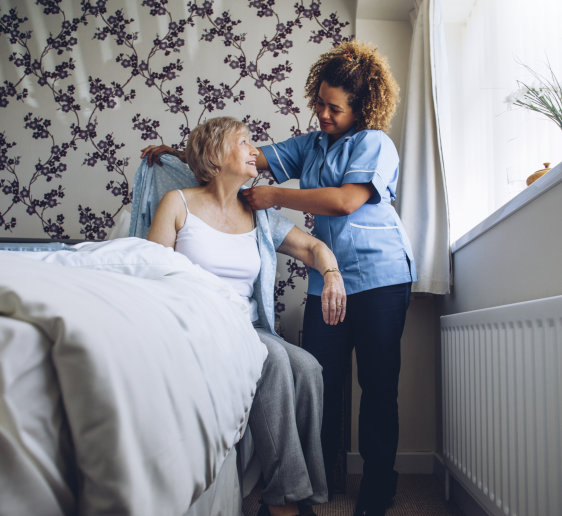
left=396, top=0, right=451, bottom=295
left=444, top=0, right=562, bottom=241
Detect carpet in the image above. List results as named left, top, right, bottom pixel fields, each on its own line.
left=242, top=474, right=462, bottom=515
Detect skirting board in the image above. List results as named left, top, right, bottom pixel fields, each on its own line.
left=346, top=452, right=437, bottom=475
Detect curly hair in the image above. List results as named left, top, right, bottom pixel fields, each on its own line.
left=305, top=40, right=399, bottom=132
left=184, top=116, right=247, bottom=185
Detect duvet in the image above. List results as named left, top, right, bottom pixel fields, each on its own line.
left=0, top=237, right=267, bottom=516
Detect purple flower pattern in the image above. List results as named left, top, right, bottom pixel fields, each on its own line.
left=0, top=0, right=351, bottom=328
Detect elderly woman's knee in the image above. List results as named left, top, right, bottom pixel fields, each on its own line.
left=261, top=341, right=292, bottom=379
left=292, top=347, right=323, bottom=386
left=259, top=333, right=323, bottom=389
left=304, top=353, right=323, bottom=378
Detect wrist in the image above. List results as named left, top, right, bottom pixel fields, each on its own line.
left=270, top=186, right=278, bottom=206
left=172, top=147, right=186, bottom=162
left=323, top=267, right=340, bottom=277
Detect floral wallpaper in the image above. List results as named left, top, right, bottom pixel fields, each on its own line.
left=0, top=0, right=354, bottom=342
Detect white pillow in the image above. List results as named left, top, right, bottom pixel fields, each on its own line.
left=8, top=237, right=194, bottom=280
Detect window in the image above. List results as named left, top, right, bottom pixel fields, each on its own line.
left=443, top=0, right=561, bottom=241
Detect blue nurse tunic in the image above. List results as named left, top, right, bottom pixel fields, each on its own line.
left=261, top=127, right=417, bottom=296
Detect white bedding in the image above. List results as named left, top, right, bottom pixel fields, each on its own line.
left=0, top=238, right=267, bottom=515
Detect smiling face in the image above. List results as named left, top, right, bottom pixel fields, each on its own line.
left=220, top=129, right=259, bottom=181
left=315, top=81, right=357, bottom=143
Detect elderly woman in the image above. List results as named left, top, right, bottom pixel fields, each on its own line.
left=144, top=116, right=346, bottom=516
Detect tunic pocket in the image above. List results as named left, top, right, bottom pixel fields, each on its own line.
left=349, top=222, right=403, bottom=267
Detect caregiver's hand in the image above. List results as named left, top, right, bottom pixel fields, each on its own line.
left=140, top=144, right=179, bottom=166
left=240, top=186, right=277, bottom=210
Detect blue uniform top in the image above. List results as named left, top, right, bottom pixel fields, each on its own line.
left=261, top=127, right=417, bottom=296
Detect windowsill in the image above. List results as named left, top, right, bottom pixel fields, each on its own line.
left=451, top=161, right=562, bottom=253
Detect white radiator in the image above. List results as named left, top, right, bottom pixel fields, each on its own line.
left=441, top=295, right=562, bottom=516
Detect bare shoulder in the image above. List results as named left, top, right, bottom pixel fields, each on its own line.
left=180, top=186, right=204, bottom=202
left=161, top=187, right=201, bottom=207
left=180, top=186, right=210, bottom=215
left=160, top=188, right=182, bottom=206
left=154, top=189, right=186, bottom=220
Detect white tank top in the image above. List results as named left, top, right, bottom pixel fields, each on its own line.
left=174, top=190, right=260, bottom=322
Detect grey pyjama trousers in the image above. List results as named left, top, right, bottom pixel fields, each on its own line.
left=249, top=328, right=328, bottom=506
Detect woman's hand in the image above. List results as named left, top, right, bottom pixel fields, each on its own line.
left=140, top=144, right=180, bottom=166
left=240, top=186, right=276, bottom=210
left=277, top=226, right=346, bottom=326
left=321, top=270, right=346, bottom=325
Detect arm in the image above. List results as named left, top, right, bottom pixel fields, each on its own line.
left=255, top=148, right=271, bottom=171
left=277, top=226, right=346, bottom=325
left=140, top=144, right=187, bottom=166
left=146, top=191, right=182, bottom=248
left=241, top=182, right=374, bottom=216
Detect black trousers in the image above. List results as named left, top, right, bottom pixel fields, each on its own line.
left=302, top=282, right=411, bottom=504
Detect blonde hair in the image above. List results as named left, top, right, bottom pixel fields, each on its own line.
left=184, top=116, right=247, bottom=185
left=305, top=40, right=399, bottom=132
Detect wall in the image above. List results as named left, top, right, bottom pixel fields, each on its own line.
left=0, top=0, right=355, bottom=342
left=0, top=0, right=355, bottom=240
left=355, top=19, right=410, bottom=147
left=442, top=163, right=562, bottom=316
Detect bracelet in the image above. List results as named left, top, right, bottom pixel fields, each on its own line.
left=323, top=267, right=340, bottom=277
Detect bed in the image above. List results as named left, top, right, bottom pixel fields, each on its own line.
left=0, top=236, right=267, bottom=515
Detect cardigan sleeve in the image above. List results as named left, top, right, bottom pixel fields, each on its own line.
left=129, top=155, right=199, bottom=238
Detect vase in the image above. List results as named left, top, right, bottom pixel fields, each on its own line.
left=526, top=162, right=551, bottom=186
